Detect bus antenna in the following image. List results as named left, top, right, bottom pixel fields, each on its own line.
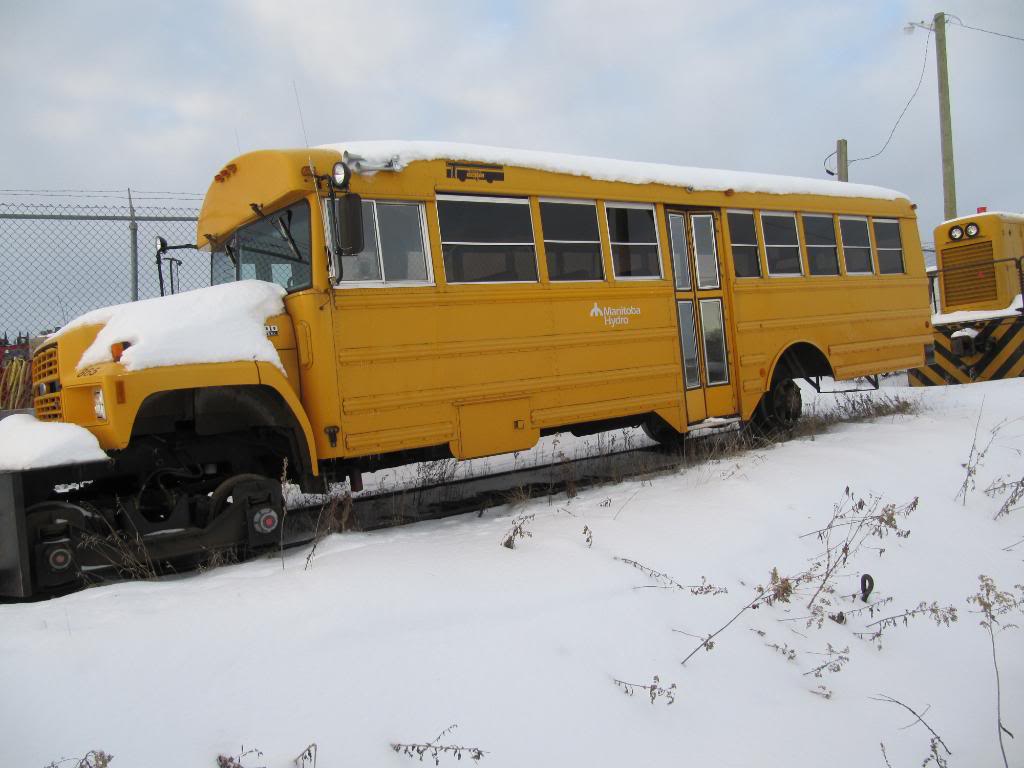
left=292, top=79, right=311, bottom=149
left=291, top=78, right=337, bottom=283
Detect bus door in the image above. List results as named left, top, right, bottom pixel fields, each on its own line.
left=666, top=209, right=737, bottom=423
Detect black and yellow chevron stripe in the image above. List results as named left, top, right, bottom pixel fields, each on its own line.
left=909, top=316, right=1024, bottom=386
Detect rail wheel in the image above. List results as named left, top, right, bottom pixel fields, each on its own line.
left=207, top=473, right=270, bottom=521
left=25, top=501, right=97, bottom=594
left=204, top=472, right=285, bottom=555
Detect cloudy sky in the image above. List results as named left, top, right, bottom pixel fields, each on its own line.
left=1, top=0, right=1021, bottom=242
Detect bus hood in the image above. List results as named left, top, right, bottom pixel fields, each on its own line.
left=53, top=280, right=287, bottom=373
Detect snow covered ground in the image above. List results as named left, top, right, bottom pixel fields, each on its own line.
left=2, top=379, right=1022, bottom=768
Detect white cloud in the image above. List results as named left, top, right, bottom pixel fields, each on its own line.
left=0, top=0, right=1020, bottom=238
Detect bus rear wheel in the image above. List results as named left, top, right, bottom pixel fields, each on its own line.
left=642, top=414, right=686, bottom=449
left=751, top=378, right=802, bottom=435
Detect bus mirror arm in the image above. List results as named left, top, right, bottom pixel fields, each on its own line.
left=153, top=237, right=198, bottom=296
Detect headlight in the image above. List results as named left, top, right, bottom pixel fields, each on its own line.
left=93, top=388, right=106, bottom=421
left=965, top=222, right=979, bottom=238
left=332, top=161, right=351, bottom=189
left=949, top=225, right=964, bottom=241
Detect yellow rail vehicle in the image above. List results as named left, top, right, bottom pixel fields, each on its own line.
left=910, top=211, right=1024, bottom=386
left=4, top=143, right=931, bottom=597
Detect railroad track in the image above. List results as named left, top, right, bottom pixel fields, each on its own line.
left=285, top=425, right=753, bottom=540
left=4, top=427, right=749, bottom=601
left=293, top=444, right=683, bottom=534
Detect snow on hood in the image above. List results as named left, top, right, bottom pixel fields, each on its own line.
left=0, top=414, right=108, bottom=470
left=321, top=140, right=907, bottom=201
left=942, top=211, right=1024, bottom=225
left=55, top=280, right=287, bottom=373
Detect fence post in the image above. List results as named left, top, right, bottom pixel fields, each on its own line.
left=128, top=187, right=138, bottom=301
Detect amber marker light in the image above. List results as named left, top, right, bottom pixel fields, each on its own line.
left=110, top=342, right=131, bottom=362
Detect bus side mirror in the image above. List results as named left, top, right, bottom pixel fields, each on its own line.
left=333, top=194, right=364, bottom=256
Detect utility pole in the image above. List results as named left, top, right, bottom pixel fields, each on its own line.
left=933, top=11, right=957, bottom=219
left=128, top=187, right=139, bottom=302
left=836, top=139, right=849, bottom=182
left=906, top=13, right=958, bottom=219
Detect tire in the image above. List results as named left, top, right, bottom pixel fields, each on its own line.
left=642, top=414, right=686, bottom=449
left=750, top=378, right=802, bottom=436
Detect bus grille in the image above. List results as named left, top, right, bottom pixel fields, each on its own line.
left=31, top=345, right=64, bottom=421
left=940, top=241, right=996, bottom=308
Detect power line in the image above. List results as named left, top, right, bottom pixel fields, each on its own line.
left=822, top=26, right=932, bottom=175
left=849, top=28, right=932, bottom=166
left=947, top=16, right=1024, bottom=43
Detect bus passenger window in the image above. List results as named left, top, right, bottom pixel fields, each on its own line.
left=761, top=212, right=802, bottom=276
left=344, top=201, right=383, bottom=281
left=803, top=215, right=840, bottom=276
left=606, top=203, right=661, bottom=279
left=438, top=195, right=538, bottom=283
left=338, top=200, right=430, bottom=284
left=377, top=203, right=429, bottom=281
left=539, top=200, right=604, bottom=281
left=727, top=211, right=761, bottom=278
left=873, top=220, right=905, bottom=274
left=840, top=217, right=873, bottom=274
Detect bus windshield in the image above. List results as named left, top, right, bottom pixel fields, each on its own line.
left=211, top=199, right=312, bottom=291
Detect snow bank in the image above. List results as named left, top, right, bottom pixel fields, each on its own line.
left=57, top=280, right=286, bottom=373
left=0, top=414, right=107, bottom=470
left=934, top=293, right=1022, bottom=325
left=322, top=140, right=907, bottom=201
left=3, top=381, right=1024, bottom=767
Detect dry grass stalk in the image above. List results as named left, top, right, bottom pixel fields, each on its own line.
left=614, top=557, right=727, bottom=595
left=501, top=513, right=534, bottom=549
left=392, top=724, right=486, bottom=765
left=967, top=575, right=1024, bottom=768
left=44, top=751, right=114, bottom=768
left=612, top=675, right=677, bottom=705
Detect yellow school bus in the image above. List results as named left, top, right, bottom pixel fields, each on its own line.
left=8, top=142, right=930, bottom=597
left=910, top=211, right=1024, bottom=385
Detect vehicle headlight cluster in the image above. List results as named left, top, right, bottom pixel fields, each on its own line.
left=949, top=222, right=981, bottom=241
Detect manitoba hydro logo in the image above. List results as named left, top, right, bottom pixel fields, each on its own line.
left=589, top=301, right=641, bottom=327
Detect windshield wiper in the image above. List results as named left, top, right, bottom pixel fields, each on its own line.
left=272, top=210, right=304, bottom=263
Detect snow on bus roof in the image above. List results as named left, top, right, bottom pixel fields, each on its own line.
left=54, top=280, right=286, bottom=373
left=322, top=140, right=908, bottom=202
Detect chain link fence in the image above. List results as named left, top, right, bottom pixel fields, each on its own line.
left=0, top=197, right=206, bottom=339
